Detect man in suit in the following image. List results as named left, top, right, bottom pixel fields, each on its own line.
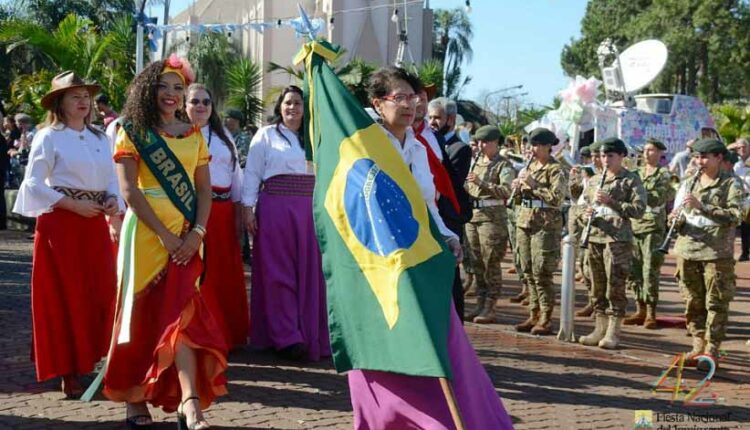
left=427, top=97, right=473, bottom=320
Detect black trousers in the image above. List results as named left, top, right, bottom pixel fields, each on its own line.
left=451, top=228, right=465, bottom=322
left=741, top=222, right=750, bottom=256
left=0, top=169, right=6, bottom=230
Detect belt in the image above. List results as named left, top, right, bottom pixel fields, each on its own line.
left=684, top=213, right=719, bottom=228
left=473, top=199, right=504, bottom=209
left=594, top=205, right=621, bottom=218
left=645, top=204, right=665, bottom=214
left=53, top=186, right=107, bottom=204
left=212, top=187, right=232, bottom=201
left=520, top=199, right=555, bottom=209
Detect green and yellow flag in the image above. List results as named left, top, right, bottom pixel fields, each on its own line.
left=295, top=40, right=455, bottom=378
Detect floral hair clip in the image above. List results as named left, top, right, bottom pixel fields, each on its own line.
left=161, top=53, right=195, bottom=85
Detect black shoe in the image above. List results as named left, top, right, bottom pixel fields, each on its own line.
left=739, top=254, right=749, bottom=262
left=126, top=415, right=153, bottom=429
left=277, top=342, right=308, bottom=361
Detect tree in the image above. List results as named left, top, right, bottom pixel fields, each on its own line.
left=432, top=8, right=473, bottom=98
left=187, top=32, right=239, bottom=108
left=225, top=58, right=263, bottom=127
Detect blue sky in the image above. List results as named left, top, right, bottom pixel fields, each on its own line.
left=152, top=0, right=590, bottom=106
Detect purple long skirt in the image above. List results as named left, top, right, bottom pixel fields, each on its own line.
left=347, top=309, right=514, bottom=429
left=250, top=175, right=330, bottom=361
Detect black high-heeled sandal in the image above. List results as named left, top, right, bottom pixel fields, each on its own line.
left=177, top=396, right=210, bottom=430
left=126, top=415, right=153, bottom=430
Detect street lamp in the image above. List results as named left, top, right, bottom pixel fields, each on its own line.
left=483, top=84, right=523, bottom=113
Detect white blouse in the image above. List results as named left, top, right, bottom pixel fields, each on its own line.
left=202, top=125, right=242, bottom=202
left=382, top=126, right=458, bottom=240
left=241, top=123, right=312, bottom=207
left=13, top=126, right=122, bottom=218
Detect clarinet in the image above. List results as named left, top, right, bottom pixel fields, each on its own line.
left=580, top=169, right=608, bottom=249
left=657, top=169, right=702, bottom=254
left=469, top=148, right=482, bottom=173
left=506, top=155, right=535, bottom=208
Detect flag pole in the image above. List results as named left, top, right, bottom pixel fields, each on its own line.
left=439, top=378, right=466, bottom=430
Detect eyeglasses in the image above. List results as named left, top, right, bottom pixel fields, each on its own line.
left=188, top=98, right=212, bottom=106
left=380, top=93, right=420, bottom=105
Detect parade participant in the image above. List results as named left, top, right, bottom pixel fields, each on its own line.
left=575, top=141, right=603, bottom=318
left=669, top=138, right=695, bottom=178
left=346, top=66, right=512, bottom=430
left=241, top=85, right=329, bottom=362
left=624, top=138, right=674, bottom=329
left=223, top=108, right=252, bottom=168
left=95, top=93, right=119, bottom=127
left=104, top=56, right=226, bottom=430
left=464, top=125, right=515, bottom=323
left=12, top=71, right=119, bottom=397
left=513, top=128, right=566, bottom=335
left=672, top=139, right=743, bottom=369
left=427, top=96, right=472, bottom=318
left=508, top=139, right=532, bottom=304
left=579, top=138, right=646, bottom=349
left=186, top=83, right=248, bottom=350
left=569, top=146, right=594, bottom=315
left=729, top=138, right=750, bottom=261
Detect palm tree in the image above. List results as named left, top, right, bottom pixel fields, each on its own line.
left=187, top=32, right=239, bottom=108
left=714, top=104, right=750, bottom=143
left=432, top=8, right=473, bottom=98
left=226, top=58, right=264, bottom=126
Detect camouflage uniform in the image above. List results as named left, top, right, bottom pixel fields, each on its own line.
left=674, top=170, right=743, bottom=353
left=464, top=154, right=515, bottom=321
left=568, top=168, right=593, bottom=304
left=582, top=169, right=646, bottom=317
left=515, top=158, right=566, bottom=324
left=233, top=130, right=253, bottom=168
left=627, top=166, right=674, bottom=309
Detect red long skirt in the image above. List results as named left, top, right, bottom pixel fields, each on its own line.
left=102, top=256, right=227, bottom=412
left=200, top=197, right=249, bottom=349
left=31, top=209, right=116, bottom=382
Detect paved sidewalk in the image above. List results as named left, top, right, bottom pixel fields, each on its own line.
left=1, top=230, right=748, bottom=429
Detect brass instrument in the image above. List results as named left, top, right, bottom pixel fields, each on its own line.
left=580, top=170, right=608, bottom=249
left=657, top=169, right=702, bottom=254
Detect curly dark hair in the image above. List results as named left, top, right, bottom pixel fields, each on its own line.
left=121, top=60, right=187, bottom=136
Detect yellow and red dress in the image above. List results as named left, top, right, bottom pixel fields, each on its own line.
left=103, top=127, right=227, bottom=412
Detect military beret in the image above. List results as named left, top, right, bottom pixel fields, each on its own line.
left=724, top=150, right=739, bottom=164
left=579, top=146, right=592, bottom=158
left=473, top=125, right=502, bottom=142
left=597, top=137, right=628, bottom=155
left=692, top=138, right=727, bottom=155
left=645, top=138, right=667, bottom=151
left=588, top=140, right=601, bottom=153
left=224, top=108, right=244, bottom=122
left=529, top=128, right=558, bottom=146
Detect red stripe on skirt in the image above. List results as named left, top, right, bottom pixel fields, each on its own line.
left=31, top=209, right=116, bottom=382
left=201, top=195, right=249, bottom=349
left=103, top=256, right=228, bottom=412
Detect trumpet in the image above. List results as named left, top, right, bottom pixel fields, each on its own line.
left=657, top=169, right=702, bottom=254
left=580, top=169, right=608, bottom=249
left=506, top=155, right=535, bottom=208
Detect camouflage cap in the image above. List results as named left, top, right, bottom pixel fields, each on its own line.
left=528, top=128, right=558, bottom=146
left=645, top=138, right=667, bottom=151
left=692, top=138, right=727, bottom=155
left=580, top=146, right=592, bottom=157
left=473, top=125, right=502, bottom=142
left=597, top=137, right=628, bottom=155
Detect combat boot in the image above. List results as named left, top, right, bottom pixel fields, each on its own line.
left=623, top=300, right=646, bottom=326
left=509, top=291, right=528, bottom=304
left=464, top=296, right=485, bottom=322
left=598, top=316, right=623, bottom=349
left=579, top=314, right=608, bottom=346
left=514, top=309, right=539, bottom=332
left=697, top=342, right=721, bottom=371
left=643, top=304, right=657, bottom=329
left=521, top=297, right=530, bottom=306
left=463, top=273, right=476, bottom=296
left=473, top=299, right=497, bottom=324
left=683, top=336, right=706, bottom=367
left=575, top=302, right=594, bottom=318
left=530, top=309, right=553, bottom=335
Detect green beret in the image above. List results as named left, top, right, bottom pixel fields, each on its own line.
left=589, top=140, right=601, bottom=152
left=579, top=146, right=592, bottom=158
left=597, top=137, right=628, bottom=155
left=224, top=108, right=244, bottom=122
left=473, top=125, right=502, bottom=142
left=725, top=151, right=739, bottom=164
left=645, top=138, right=667, bottom=151
left=692, top=138, right=727, bottom=155
left=529, top=128, right=558, bottom=146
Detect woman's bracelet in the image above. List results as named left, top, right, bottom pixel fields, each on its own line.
left=192, top=223, right=207, bottom=238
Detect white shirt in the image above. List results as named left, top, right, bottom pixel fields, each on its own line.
left=733, top=159, right=750, bottom=192
left=13, top=126, right=122, bottom=217
left=105, top=117, right=122, bottom=152
left=669, top=149, right=692, bottom=178
left=241, top=123, right=312, bottom=207
left=415, top=121, right=443, bottom=161
left=202, top=125, right=243, bottom=202
left=382, top=126, right=457, bottom=240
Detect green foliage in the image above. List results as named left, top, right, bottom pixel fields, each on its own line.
left=9, top=69, right=55, bottom=120
left=432, top=8, right=473, bottom=98
left=561, top=0, right=750, bottom=103
left=412, top=59, right=444, bottom=96
left=187, top=32, right=239, bottom=108
left=711, top=103, right=750, bottom=143
left=226, top=58, right=264, bottom=126
left=337, top=58, right=376, bottom=106
left=12, top=0, right=135, bottom=30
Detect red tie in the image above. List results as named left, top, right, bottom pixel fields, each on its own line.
left=413, top=121, right=461, bottom=214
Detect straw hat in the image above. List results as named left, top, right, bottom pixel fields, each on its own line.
left=40, top=71, right=101, bottom=110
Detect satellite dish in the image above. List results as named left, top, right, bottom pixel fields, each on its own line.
left=617, top=39, right=668, bottom=93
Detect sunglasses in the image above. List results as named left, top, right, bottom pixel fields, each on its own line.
left=188, top=98, right=212, bottom=106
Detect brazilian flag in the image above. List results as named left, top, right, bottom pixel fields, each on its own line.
left=295, top=40, right=456, bottom=378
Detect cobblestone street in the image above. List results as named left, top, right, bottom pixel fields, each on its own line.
left=1, top=230, right=748, bottom=429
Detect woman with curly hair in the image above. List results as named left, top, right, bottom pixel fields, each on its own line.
left=185, top=83, right=248, bottom=350
left=241, top=85, right=329, bottom=361
left=102, top=55, right=227, bottom=430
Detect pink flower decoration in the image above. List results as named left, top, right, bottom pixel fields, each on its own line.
left=165, top=53, right=196, bottom=84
